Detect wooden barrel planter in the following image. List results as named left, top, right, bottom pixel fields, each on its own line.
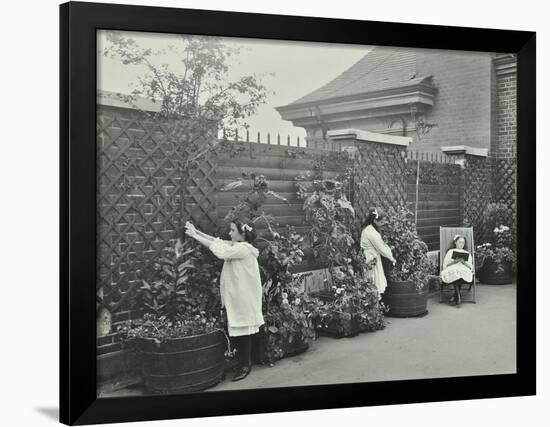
left=382, top=280, right=429, bottom=318
left=478, top=258, right=513, bottom=285
left=139, top=329, right=225, bottom=394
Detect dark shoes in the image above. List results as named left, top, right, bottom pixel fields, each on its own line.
left=232, top=365, right=252, bottom=382
left=449, top=293, right=462, bottom=307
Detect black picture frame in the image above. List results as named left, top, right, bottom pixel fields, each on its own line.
left=60, top=1, right=536, bottom=425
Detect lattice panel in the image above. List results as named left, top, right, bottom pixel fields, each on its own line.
left=96, top=108, right=218, bottom=313
left=463, top=156, right=493, bottom=244
left=492, top=158, right=517, bottom=248
left=182, top=153, right=218, bottom=231
left=353, top=142, right=408, bottom=220
left=493, top=159, right=517, bottom=211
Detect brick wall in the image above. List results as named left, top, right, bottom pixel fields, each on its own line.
left=413, top=49, right=494, bottom=152
left=492, top=55, right=517, bottom=160
left=491, top=55, right=517, bottom=221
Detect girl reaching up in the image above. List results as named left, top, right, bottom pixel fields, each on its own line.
left=185, top=221, right=264, bottom=381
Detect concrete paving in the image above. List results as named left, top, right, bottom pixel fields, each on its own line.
left=208, top=283, right=516, bottom=392
left=100, top=283, right=516, bottom=397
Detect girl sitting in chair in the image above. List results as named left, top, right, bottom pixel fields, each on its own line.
left=441, top=234, right=473, bottom=307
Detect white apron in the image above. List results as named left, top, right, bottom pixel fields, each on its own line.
left=209, top=238, right=265, bottom=336
left=360, top=225, right=394, bottom=297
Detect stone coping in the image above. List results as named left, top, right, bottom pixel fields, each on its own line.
left=441, top=145, right=488, bottom=157
left=327, top=128, right=412, bottom=146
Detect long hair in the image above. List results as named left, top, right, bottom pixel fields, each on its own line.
left=448, top=234, right=468, bottom=253
left=232, top=220, right=257, bottom=244
left=361, top=207, right=380, bottom=232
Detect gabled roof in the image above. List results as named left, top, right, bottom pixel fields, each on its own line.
left=287, top=46, right=423, bottom=107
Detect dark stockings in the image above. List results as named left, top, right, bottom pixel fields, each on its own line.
left=449, top=279, right=463, bottom=306
left=233, top=334, right=252, bottom=368
left=231, top=334, right=253, bottom=381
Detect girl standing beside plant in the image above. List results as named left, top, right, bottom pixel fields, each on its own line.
left=360, top=208, right=396, bottom=300
left=440, top=234, right=473, bottom=307
left=184, top=221, right=264, bottom=382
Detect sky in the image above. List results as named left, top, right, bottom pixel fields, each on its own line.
left=97, top=30, right=371, bottom=143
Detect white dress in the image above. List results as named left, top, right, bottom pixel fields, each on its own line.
left=440, top=248, right=473, bottom=284
left=360, top=225, right=394, bottom=297
left=209, top=238, right=265, bottom=337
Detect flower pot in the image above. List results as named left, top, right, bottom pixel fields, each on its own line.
left=280, top=337, right=310, bottom=357
left=138, top=329, right=225, bottom=394
left=316, top=312, right=361, bottom=338
left=382, top=279, right=428, bottom=318
left=313, top=290, right=370, bottom=337
left=478, top=258, right=513, bottom=285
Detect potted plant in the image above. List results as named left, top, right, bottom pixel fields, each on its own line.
left=117, top=239, right=230, bottom=394
left=378, top=206, right=432, bottom=317
left=259, top=225, right=321, bottom=363
left=474, top=203, right=516, bottom=285
left=299, top=177, right=356, bottom=269
left=314, top=259, right=385, bottom=338
left=476, top=243, right=516, bottom=285
left=297, top=173, right=385, bottom=337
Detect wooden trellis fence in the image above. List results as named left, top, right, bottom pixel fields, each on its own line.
left=97, top=102, right=506, bottom=313
left=404, top=154, right=463, bottom=251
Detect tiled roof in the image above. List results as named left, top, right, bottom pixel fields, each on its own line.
left=289, top=46, right=421, bottom=106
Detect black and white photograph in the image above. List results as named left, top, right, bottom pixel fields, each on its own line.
left=3, top=0, right=543, bottom=426
left=95, top=29, right=519, bottom=397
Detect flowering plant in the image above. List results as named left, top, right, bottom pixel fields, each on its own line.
left=259, top=225, right=321, bottom=363
left=314, top=259, right=385, bottom=336
left=221, top=172, right=288, bottom=226
left=262, top=274, right=321, bottom=363
left=475, top=241, right=517, bottom=274
left=475, top=203, right=517, bottom=274
left=117, top=239, right=225, bottom=343
left=297, top=176, right=356, bottom=268
left=378, top=206, right=431, bottom=291
left=484, top=202, right=516, bottom=249
left=117, top=312, right=223, bottom=343
left=297, top=171, right=385, bottom=337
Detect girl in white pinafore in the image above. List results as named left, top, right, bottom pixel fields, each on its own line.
left=185, top=220, right=264, bottom=382
left=360, top=208, right=396, bottom=300
left=440, top=234, right=473, bottom=307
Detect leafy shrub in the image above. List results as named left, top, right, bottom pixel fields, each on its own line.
left=378, top=206, right=431, bottom=291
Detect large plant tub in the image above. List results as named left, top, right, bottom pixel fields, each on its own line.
left=478, top=258, right=514, bottom=285
left=382, top=280, right=429, bottom=318
left=139, top=329, right=225, bottom=394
